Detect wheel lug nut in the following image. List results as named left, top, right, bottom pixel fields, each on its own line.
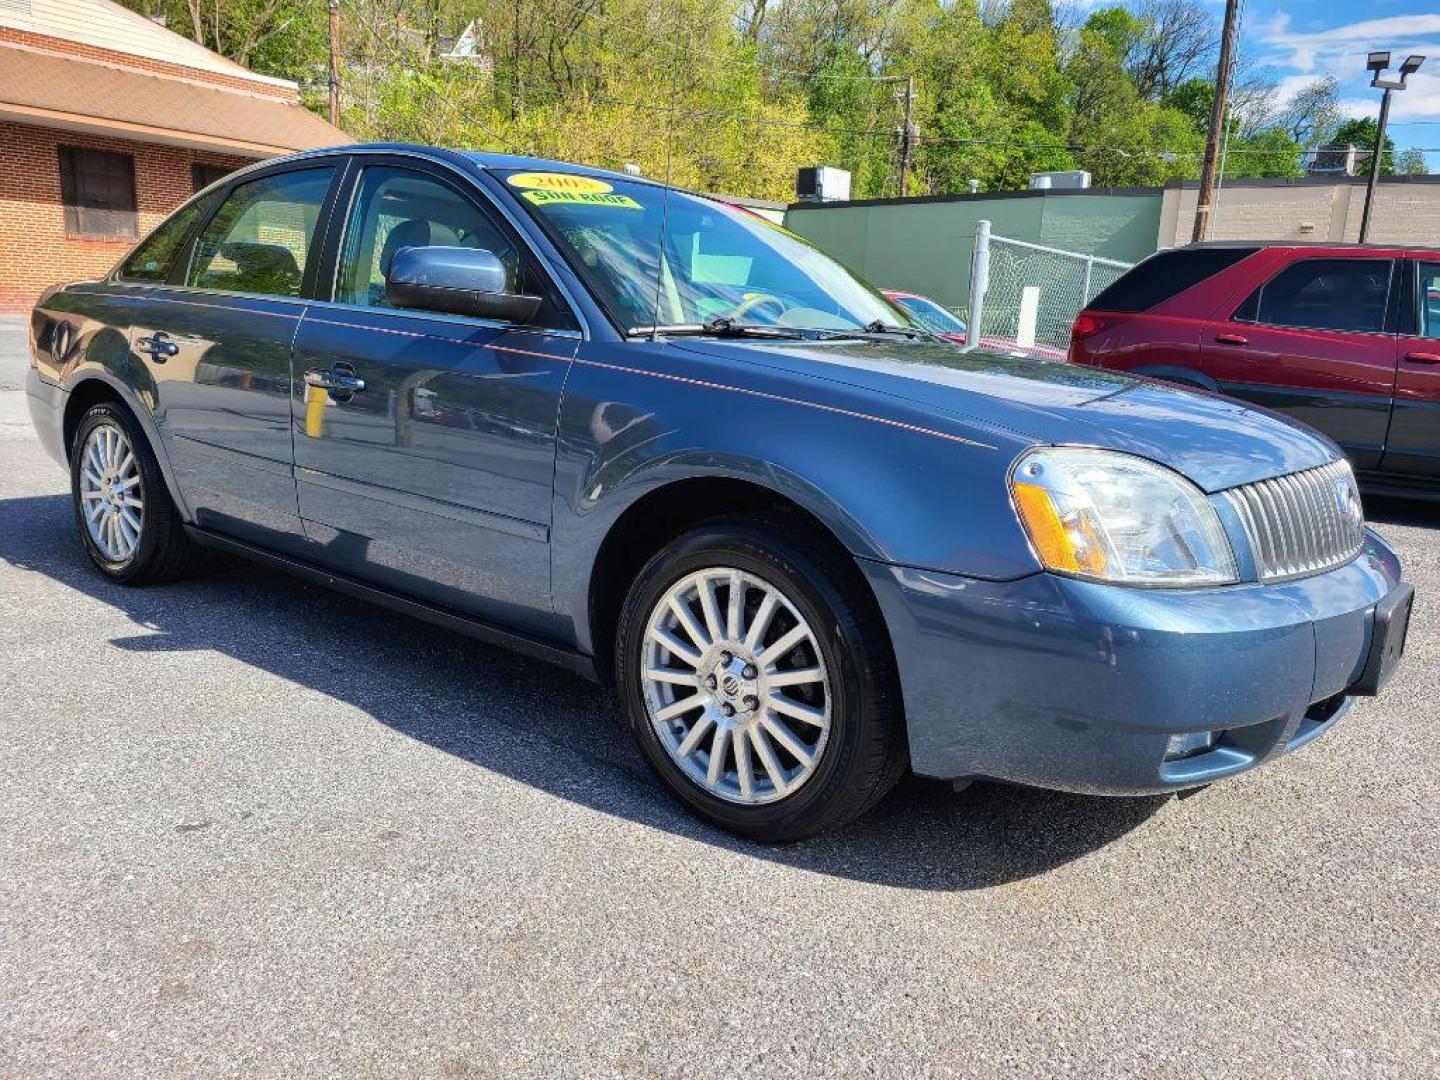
left=720, top=651, right=733, bottom=664
left=705, top=675, right=717, bottom=690
left=721, top=702, right=735, bottom=717
left=743, top=695, right=759, bottom=711
left=742, top=664, right=757, bottom=679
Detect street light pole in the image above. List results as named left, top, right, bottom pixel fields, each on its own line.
left=1359, top=52, right=1425, bottom=244
left=1359, top=87, right=1393, bottom=243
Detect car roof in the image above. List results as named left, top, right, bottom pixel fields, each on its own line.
left=1186, top=239, right=1440, bottom=254
left=280, top=142, right=680, bottom=190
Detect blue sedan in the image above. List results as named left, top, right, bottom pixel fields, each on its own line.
left=25, top=145, right=1413, bottom=841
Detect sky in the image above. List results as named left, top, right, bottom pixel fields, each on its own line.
left=1240, top=4, right=1440, bottom=168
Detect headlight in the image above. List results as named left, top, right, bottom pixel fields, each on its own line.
left=1010, top=447, right=1238, bottom=586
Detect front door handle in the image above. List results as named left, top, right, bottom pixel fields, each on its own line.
left=1215, top=333, right=1248, bottom=346
left=1404, top=350, right=1440, bottom=365
left=135, top=331, right=180, bottom=362
left=304, top=367, right=366, bottom=396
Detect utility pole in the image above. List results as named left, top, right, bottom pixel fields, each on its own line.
left=1192, top=0, right=1239, bottom=242
left=899, top=75, right=915, bottom=198
left=328, top=0, right=341, bottom=127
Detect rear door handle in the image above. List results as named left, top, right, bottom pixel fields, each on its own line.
left=1404, top=350, right=1440, bottom=365
left=1214, top=333, right=1248, bottom=346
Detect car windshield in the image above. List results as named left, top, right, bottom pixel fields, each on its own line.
left=892, top=294, right=966, bottom=335
left=499, top=169, right=910, bottom=335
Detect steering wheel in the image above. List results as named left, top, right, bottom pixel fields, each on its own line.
left=723, top=293, right=787, bottom=323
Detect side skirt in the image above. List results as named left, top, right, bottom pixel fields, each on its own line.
left=184, top=525, right=600, bottom=682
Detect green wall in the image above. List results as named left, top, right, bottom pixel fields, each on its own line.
left=783, top=191, right=1162, bottom=313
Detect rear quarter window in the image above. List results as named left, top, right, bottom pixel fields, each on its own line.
left=1087, top=247, right=1259, bottom=313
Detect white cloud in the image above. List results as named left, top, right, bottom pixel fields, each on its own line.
left=1259, top=12, right=1440, bottom=72
left=1257, top=10, right=1440, bottom=124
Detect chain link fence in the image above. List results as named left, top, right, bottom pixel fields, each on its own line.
left=965, top=221, right=1133, bottom=358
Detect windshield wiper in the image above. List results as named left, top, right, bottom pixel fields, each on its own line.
left=817, top=320, right=929, bottom=342
left=628, top=319, right=808, bottom=340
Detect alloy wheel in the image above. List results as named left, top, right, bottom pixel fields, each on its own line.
left=640, top=567, right=832, bottom=805
left=78, top=422, right=144, bottom=564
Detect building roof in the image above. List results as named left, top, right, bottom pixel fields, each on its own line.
left=0, top=43, right=346, bottom=158
left=0, top=0, right=289, bottom=89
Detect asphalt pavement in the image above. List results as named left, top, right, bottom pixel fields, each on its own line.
left=1, top=353, right=1437, bottom=1077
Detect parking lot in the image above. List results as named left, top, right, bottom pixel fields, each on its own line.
left=1, top=329, right=1437, bottom=1076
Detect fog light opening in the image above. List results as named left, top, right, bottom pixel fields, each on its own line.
left=1164, top=730, right=1219, bottom=762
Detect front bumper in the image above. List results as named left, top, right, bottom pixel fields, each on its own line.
left=861, top=529, right=1407, bottom=794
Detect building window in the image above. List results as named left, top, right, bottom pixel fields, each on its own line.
left=192, top=162, right=233, bottom=194
left=58, top=147, right=137, bottom=239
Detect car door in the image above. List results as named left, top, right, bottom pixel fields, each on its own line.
left=126, top=164, right=340, bottom=548
left=1385, top=259, right=1440, bottom=479
left=1201, top=254, right=1398, bottom=471
left=290, top=158, right=580, bottom=630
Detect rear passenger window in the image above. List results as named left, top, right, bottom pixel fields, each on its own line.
left=1238, top=258, right=1392, bottom=334
left=117, top=196, right=210, bottom=283
left=187, top=168, right=334, bottom=297
left=1087, top=246, right=1258, bottom=313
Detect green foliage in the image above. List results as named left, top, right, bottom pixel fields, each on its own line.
left=1332, top=118, right=1397, bottom=176
left=120, top=0, right=1426, bottom=201
left=1396, top=148, right=1430, bottom=176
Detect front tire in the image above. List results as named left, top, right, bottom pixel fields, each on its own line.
left=616, top=517, right=906, bottom=842
left=70, top=402, right=205, bottom=585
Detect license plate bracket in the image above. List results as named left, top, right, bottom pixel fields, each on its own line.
left=1351, top=582, right=1414, bottom=697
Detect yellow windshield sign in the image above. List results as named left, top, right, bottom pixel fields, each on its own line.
left=520, top=189, right=643, bottom=210
left=507, top=172, right=613, bottom=194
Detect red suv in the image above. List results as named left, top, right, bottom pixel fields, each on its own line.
left=1070, top=243, right=1440, bottom=496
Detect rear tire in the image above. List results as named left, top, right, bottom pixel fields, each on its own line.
left=70, top=402, right=206, bottom=585
left=616, top=516, right=907, bottom=842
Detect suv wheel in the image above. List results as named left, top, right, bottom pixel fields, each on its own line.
left=616, top=517, right=906, bottom=842
left=70, top=402, right=206, bottom=584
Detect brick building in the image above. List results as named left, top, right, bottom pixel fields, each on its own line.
left=0, top=0, right=346, bottom=312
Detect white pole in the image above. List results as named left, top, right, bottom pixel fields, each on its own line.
left=966, top=219, right=990, bottom=348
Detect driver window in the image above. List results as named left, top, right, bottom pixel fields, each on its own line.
left=336, top=166, right=519, bottom=309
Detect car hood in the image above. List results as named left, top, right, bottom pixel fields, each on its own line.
left=670, top=338, right=1338, bottom=492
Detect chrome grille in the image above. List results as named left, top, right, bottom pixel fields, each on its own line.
left=1222, top=459, right=1365, bottom=582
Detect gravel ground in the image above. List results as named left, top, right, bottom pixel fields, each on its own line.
left=0, top=380, right=1437, bottom=1078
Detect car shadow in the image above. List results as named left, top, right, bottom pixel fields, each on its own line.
left=1, top=492, right=1168, bottom=891
left=1364, top=493, right=1440, bottom=530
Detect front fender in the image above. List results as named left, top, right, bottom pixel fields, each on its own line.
left=550, top=343, right=1043, bottom=648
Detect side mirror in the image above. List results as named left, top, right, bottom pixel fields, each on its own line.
left=385, top=246, right=542, bottom=324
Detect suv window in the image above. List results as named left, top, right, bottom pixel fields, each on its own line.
left=187, top=168, right=334, bottom=297
left=1087, top=247, right=1259, bottom=313
left=117, top=195, right=211, bottom=283
left=335, top=165, right=575, bottom=329
left=1418, top=263, right=1440, bottom=338
left=1237, top=257, right=1393, bottom=334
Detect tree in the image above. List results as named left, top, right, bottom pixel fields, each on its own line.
left=1279, top=76, right=1341, bottom=147
left=1396, top=148, right=1430, bottom=176
left=1121, top=0, right=1218, bottom=102
left=1225, top=128, right=1302, bottom=179
left=124, top=0, right=327, bottom=84
left=1332, top=117, right=1396, bottom=176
